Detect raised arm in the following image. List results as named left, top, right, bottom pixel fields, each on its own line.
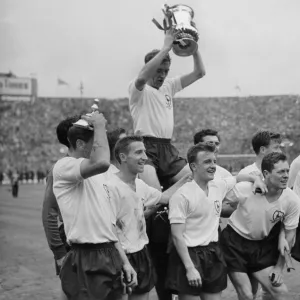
left=180, top=50, right=206, bottom=89
left=79, top=112, right=110, bottom=179
left=135, top=28, right=175, bottom=91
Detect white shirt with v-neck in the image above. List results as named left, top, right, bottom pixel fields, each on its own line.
left=107, top=175, right=162, bottom=253
left=168, top=177, right=236, bottom=247
left=226, top=182, right=300, bottom=240
left=128, top=77, right=182, bottom=138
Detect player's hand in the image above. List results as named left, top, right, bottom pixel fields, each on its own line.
left=252, top=177, right=268, bottom=194
left=122, top=263, right=138, bottom=289
left=81, top=111, right=107, bottom=128
left=269, top=267, right=284, bottom=287
left=56, top=255, right=66, bottom=268
left=163, top=27, right=176, bottom=51
left=186, top=266, right=202, bottom=288
left=278, top=237, right=289, bottom=256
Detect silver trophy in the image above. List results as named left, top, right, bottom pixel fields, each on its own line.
left=153, top=4, right=199, bottom=57
left=73, top=99, right=99, bottom=130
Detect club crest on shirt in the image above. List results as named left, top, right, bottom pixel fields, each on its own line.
left=165, top=94, right=172, bottom=108
left=271, top=210, right=285, bottom=223
left=214, top=200, right=221, bottom=215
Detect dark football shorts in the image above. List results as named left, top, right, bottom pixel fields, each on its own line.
left=127, top=246, right=156, bottom=294
left=166, top=242, right=227, bottom=295
left=220, top=223, right=281, bottom=273
left=143, top=136, right=187, bottom=186
left=55, top=223, right=71, bottom=276
left=59, top=242, right=123, bottom=300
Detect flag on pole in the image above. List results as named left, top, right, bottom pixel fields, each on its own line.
left=57, top=78, right=69, bottom=86
left=79, top=81, right=84, bottom=97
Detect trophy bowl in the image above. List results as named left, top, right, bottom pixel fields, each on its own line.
left=166, top=4, right=199, bottom=57
left=73, top=99, right=100, bottom=131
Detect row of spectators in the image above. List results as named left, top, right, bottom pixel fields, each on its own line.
left=0, top=169, right=46, bottom=185
left=1, top=95, right=299, bottom=174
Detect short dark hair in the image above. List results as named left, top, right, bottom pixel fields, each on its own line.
left=67, top=126, right=94, bottom=150
left=261, top=152, right=287, bottom=175
left=114, top=136, right=144, bottom=164
left=193, top=129, right=220, bottom=145
left=56, top=115, right=81, bottom=148
left=252, top=130, right=281, bottom=155
left=187, top=143, right=216, bottom=166
left=107, top=128, right=126, bottom=158
left=144, top=49, right=171, bottom=64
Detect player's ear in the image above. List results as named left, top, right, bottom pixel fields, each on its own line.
left=262, top=169, right=269, bottom=178
left=119, top=152, right=127, bottom=162
left=190, top=162, right=196, bottom=172
left=260, top=146, right=266, bottom=154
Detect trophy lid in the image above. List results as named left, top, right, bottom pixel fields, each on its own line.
left=72, top=119, right=94, bottom=131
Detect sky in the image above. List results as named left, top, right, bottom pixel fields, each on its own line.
left=0, top=0, right=300, bottom=98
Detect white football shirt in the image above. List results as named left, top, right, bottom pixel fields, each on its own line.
left=53, top=157, right=118, bottom=244
left=128, top=77, right=182, bottom=138
left=107, top=175, right=162, bottom=253
left=168, top=177, right=237, bottom=247
left=226, top=182, right=300, bottom=240
left=238, top=162, right=262, bottom=179
left=288, top=155, right=300, bottom=188
left=215, top=165, right=232, bottom=179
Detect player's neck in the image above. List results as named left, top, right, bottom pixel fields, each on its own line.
left=265, top=185, right=283, bottom=201
left=254, top=157, right=263, bottom=170
left=194, top=177, right=209, bottom=195
left=147, top=80, right=159, bottom=90
left=110, top=160, right=119, bottom=169
left=67, top=149, right=82, bottom=159
left=117, top=167, right=137, bottom=186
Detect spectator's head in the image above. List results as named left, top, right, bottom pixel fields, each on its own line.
left=67, top=126, right=94, bottom=158
left=114, top=136, right=147, bottom=174
left=252, top=130, right=282, bottom=156
left=261, top=152, right=289, bottom=190
left=56, top=115, right=81, bottom=148
left=187, top=142, right=216, bottom=182
left=144, top=49, right=171, bottom=90
left=107, top=128, right=127, bottom=161
left=193, top=129, right=221, bottom=156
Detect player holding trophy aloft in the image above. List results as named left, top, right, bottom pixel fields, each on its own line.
left=128, top=4, right=205, bottom=299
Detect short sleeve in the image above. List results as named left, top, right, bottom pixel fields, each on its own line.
left=137, top=179, right=162, bottom=207
left=283, top=194, right=300, bottom=230
left=166, top=76, right=182, bottom=97
left=128, top=78, right=144, bottom=106
left=293, top=172, right=300, bottom=198
left=168, top=192, right=190, bottom=224
left=225, top=181, right=253, bottom=204
left=53, top=157, right=84, bottom=183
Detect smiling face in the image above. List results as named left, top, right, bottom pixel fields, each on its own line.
left=121, top=141, right=148, bottom=174
left=190, top=151, right=217, bottom=183
left=263, top=160, right=289, bottom=190
left=149, top=61, right=170, bottom=89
